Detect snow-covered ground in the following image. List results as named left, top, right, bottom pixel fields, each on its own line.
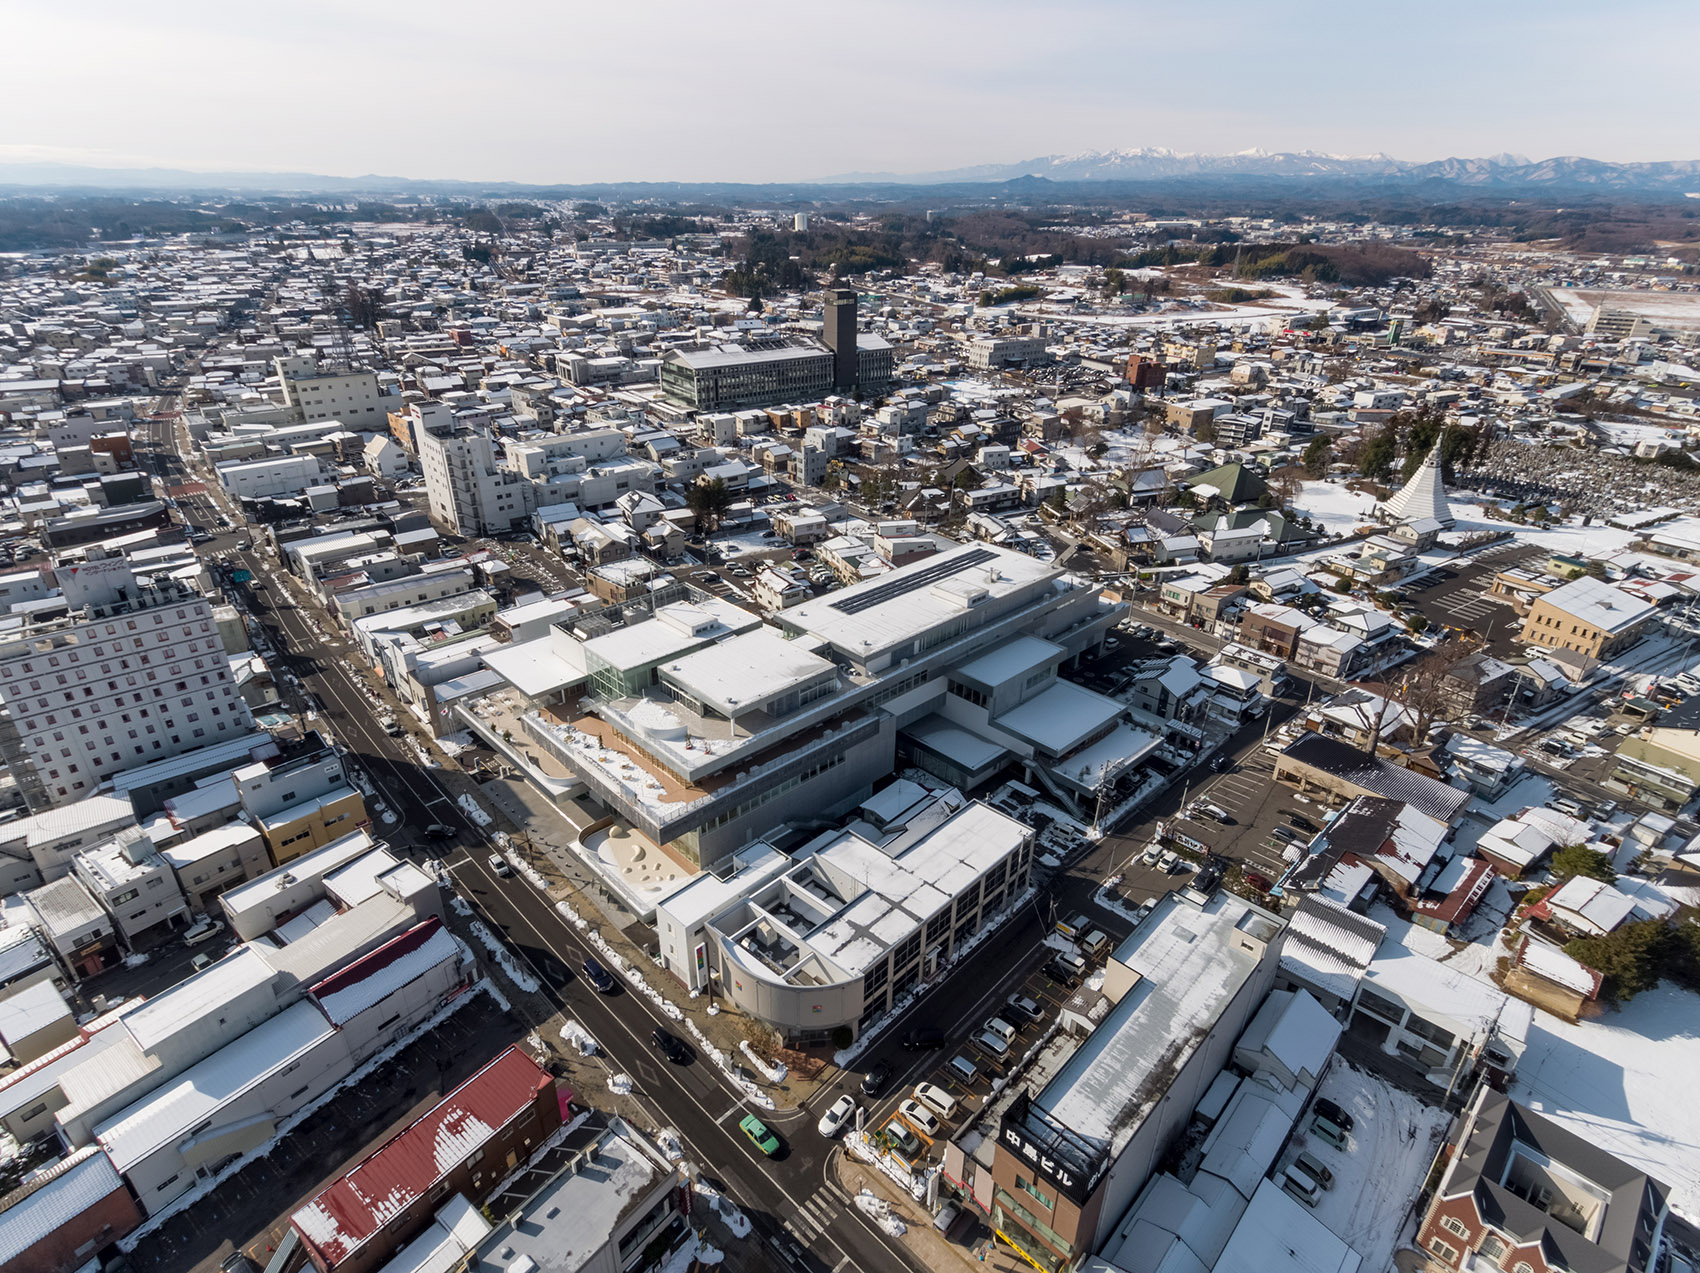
left=1297, top=480, right=1382, bottom=536
left=1293, top=1060, right=1454, bottom=1273
left=469, top=920, right=540, bottom=992
left=1510, top=982, right=1700, bottom=1217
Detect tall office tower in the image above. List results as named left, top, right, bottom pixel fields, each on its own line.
left=822, top=287, right=859, bottom=390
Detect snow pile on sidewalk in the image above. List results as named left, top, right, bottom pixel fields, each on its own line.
left=555, top=899, right=684, bottom=1020
left=450, top=894, right=473, bottom=917
left=469, top=920, right=540, bottom=992
left=845, top=1130, right=931, bottom=1200
left=559, top=1019, right=598, bottom=1056
left=458, top=794, right=492, bottom=827
left=122, top=952, right=149, bottom=969
left=855, top=1189, right=908, bottom=1238
left=655, top=1127, right=683, bottom=1162
left=683, top=1020, right=774, bottom=1109
left=504, top=850, right=550, bottom=892
left=694, top=1179, right=752, bottom=1238
left=739, top=1041, right=787, bottom=1083
left=608, top=1073, right=633, bottom=1095
left=437, top=731, right=474, bottom=758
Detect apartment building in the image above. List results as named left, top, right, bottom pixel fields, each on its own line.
left=659, top=339, right=835, bottom=411
left=0, top=556, right=248, bottom=811
left=214, top=454, right=327, bottom=501
left=418, top=422, right=534, bottom=536
left=71, top=830, right=190, bottom=950
left=275, top=354, right=385, bottom=425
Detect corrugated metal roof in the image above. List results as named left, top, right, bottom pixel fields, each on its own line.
left=0, top=1146, right=126, bottom=1262
left=309, top=918, right=460, bottom=1026
left=291, top=1047, right=551, bottom=1269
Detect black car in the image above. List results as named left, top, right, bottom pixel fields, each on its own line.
left=1286, top=812, right=1319, bottom=833
left=1312, top=1097, right=1355, bottom=1133
left=422, top=823, right=456, bottom=839
left=860, top=1060, right=893, bottom=1097
left=582, top=958, right=616, bottom=993
left=651, top=1028, right=691, bottom=1064
left=901, top=1026, right=945, bottom=1051
left=1042, top=957, right=1083, bottom=988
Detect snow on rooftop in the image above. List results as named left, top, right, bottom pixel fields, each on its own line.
left=1038, top=894, right=1274, bottom=1151
left=994, top=680, right=1125, bottom=756
left=953, top=634, right=1063, bottom=688
left=661, top=628, right=835, bottom=715
left=119, top=945, right=275, bottom=1054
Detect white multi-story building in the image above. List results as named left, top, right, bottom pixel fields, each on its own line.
left=0, top=555, right=250, bottom=810
left=214, top=454, right=327, bottom=501
left=275, top=354, right=385, bottom=425
left=71, top=828, right=190, bottom=949
left=418, top=423, right=534, bottom=536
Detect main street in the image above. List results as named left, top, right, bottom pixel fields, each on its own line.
left=135, top=409, right=925, bottom=1273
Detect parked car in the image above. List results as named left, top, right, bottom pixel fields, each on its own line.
left=975, top=1030, right=1011, bottom=1059
left=899, top=1099, right=942, bottom=1138
left=191, top=952, right=215, bottom=973
left=1196, top=802, right=1233, bottom=824
left=1004, top=995, right=1042, bottom=1024
left=1079, top=930, right=1111, bottom=961
left=1310, top=1116, right=1349, bottom=1150
left=1279, top=1167, right=1321, bottom=1207
left=651, top=1029, right=692, bottom=1065
left=817, top=1094, right=855, bottom=1138
left=739, top=1114, right=781, bottom=1156
left=984, top=1017, right=1017, bottom=1047
left=1286, top=811, right=1319, bottom=832
left=946, top=1055, right=979, bottom=1083
left=913, top=1082, right=958, bottom=1120
left=1293, top=1150, right=1335, bottom=1190
left=488, top=853, right=512, bottom=878
left=1312, top=1097, right=1355, bottom=1132
left=901, top=1025, right=946, bottom=1051
left=1044, top=953, right=1086, bottom=986
left=860, top=1060, right=893, bottom=1098
left=183, top=918, right=226, bottom=946
left=582, top=958, right=616, bottom=993
left=884, top=1120, right=922, bottom=1159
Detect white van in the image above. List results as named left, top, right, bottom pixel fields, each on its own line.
left=914, top=1082, right=959, bottom=1120
left=985, top=1017, right=1017, bottom=1047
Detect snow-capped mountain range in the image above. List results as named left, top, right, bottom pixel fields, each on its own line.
left=821, top=147, right=1700, bottom=191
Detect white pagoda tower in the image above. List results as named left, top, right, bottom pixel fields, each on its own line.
left=1381, top=436, right=1454, bottom=528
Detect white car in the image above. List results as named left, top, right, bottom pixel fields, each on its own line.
left=489, top=853, right=513, bottom=878
left=817, top=1094, right=855, bottom=1138
left=184, top=918, right=226, bottom=946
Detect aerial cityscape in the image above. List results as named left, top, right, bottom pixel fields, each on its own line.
left=2, top=8, right=1700, bottom=1273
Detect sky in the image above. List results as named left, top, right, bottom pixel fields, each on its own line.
left=2, top=0, right=1695, bottom=183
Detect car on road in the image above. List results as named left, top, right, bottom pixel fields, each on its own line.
left=860, top=1060, right=893, bottom=1098
left=380, top=716, right=404, bottom=737
left=191, top=952, right=215, bottom=973
left=423, top=823, right=456, bottom=839
left=651, top=1029, right=692, bottom=1064
left=901, top=1025, right=946, bottom=1051
left=1004, top=995, right=1042, bottom=1024
left=184, top=918, right=226, bottom=946
left=488, top=853, right=513, bottom=878
left=899, top=1099, right=942, bottom=1137
left=1312, top=1097, right=1355, bottom=1133
left=235, top=540, right=251, bottom=551
left=739, top=1114, right=781, bottom=1156
left=817, top=1094, right=855, bottom=1138
left=582, top=958, right=616, bottom=993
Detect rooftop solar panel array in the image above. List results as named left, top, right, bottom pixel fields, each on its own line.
left=829, top=547, right=998, bottom=616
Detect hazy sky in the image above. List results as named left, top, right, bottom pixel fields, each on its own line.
left=3, top=0, right=1693, bottom=182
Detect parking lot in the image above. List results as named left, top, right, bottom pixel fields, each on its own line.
left=1399, top=544, right=1544, bottom=654
left=856, top=939, right=1115, bottom=1164
left=1151, top=741, right=1325, bottom=885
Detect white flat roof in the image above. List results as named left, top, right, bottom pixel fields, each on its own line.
left=219, top=831, right=376, bottom=918
left=119, top=946, right=276, bottom=1054
left=782, top=543, right=1059, bottom=660
left=482, top=631, right=587, bottom=698
left=661, top=628, right=835, bottom=716
left=1037, top=894, right=1277, bottom=1151
left=994, top=680, right=1124, bottom=755
left=1537, top=576, right=1656, bottom=635
left=953, top=634, right=1062, bottom=689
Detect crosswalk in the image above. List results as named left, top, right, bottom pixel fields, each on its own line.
left=784, top=1181, right=852, bottom=1241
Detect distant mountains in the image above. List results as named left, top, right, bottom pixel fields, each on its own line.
left=820, top=148, right=1700, bottom=193
left=2, top=149, right=1699, bottom=200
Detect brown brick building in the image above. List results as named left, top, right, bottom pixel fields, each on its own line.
left=0, top=1146, right=142, bottom=1273
left=1417, top=1087, right=1667, bottom=1273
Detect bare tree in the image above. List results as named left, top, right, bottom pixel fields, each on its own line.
left=1392, top=637, right=1479, bottom=745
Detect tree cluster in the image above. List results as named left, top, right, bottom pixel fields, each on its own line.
left=1563, top=915, right=1700, bottom=1002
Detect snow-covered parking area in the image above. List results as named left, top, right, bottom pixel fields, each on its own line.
left=1284, top=1060, right=1453, bottom=1273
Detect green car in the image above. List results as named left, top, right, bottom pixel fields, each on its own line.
left=739, top=1114, right=781, bottom=1156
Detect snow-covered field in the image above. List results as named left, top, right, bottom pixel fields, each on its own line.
left=1510, top=982, right=1700, bottom=1218
left=1296, top=1061, right=1454, bottom=1273
left=1296, top=480, right=1381, bottom=535
left=1551, top=287, right=1700, bottom=332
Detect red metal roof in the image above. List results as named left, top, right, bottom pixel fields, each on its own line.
left=290, top=1045, right=551, bottom=1269
left=307, top=916, right=444, bottom=1003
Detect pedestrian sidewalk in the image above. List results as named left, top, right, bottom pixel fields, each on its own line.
left=830, top=1150, right=1031, bottom=1273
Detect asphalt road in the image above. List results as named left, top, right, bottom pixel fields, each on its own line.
left=135, top=409, right=925, bottom=1273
